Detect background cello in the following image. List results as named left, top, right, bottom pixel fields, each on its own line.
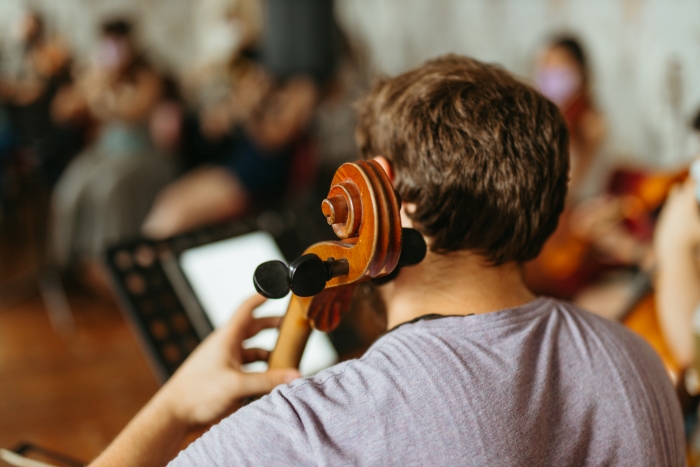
left=527, top=166, right=690, bottom=381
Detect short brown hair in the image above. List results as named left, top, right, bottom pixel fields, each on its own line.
left=355, top=55, right=569, bottom=265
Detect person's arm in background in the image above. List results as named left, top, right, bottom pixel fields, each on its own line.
left=51, top=81, right=89, bottom=124
left=655, top=175, right=700, bottom=369
left=6, top=40, right=71, bottom=106
left=90, top=294, right=299, bottom=467
left=245, top=76, right=318, bottom=151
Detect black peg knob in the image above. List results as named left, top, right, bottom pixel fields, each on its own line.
left=253, top=255, right=350, bottom=299
left=254, top=260, right=290, bottom=299
left=398, top=228, right=427, bottom=267
left=288, top=254, right=329, bottom=297
left=372, top=228, right=427, bottom=285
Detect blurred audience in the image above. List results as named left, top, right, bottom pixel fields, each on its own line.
left=141, top=0, right=338, bottom=239
left=48, top=18, right=175, bottom=272
left=141, top=70, right=318, bottom=238
left=526, top=35, right=690, bottom=321
left=525, top=35, right=612, bottom=302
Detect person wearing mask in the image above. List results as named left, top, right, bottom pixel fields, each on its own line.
left=141, top=0, right=337, bottom=239
left=527, top=35, right=655, bottom=320
left=49, top=18, right=173, bottom=277
left=525, top=35, right=610, bottom=303
left=534, top=35, right=606, bottom=200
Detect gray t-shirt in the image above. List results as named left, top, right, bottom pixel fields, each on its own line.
left=171, top=297, right=684, bottom=466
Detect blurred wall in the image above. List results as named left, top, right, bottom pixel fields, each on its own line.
left=337, top=0, right=700, bottom=167
left=2, top=0, right=700, bottom=167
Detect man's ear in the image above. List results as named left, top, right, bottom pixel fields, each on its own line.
left=373, top=156, right=394, bottom=183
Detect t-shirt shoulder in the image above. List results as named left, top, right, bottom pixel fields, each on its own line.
left=169, top=296, right=685, bottom=466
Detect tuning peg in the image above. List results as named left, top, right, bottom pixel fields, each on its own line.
left=398, top=228, right=427, bottom=267
left=288, top=254, right=329, bottom=297
left=254, top=254, right=350, bottom=299
left=254, top=260, right=291, bottom=299
left=372, top=228, right=427, bottom=285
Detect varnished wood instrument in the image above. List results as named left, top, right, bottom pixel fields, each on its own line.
left=526, top=166, right=692, bottom=384
left=253, top=160, right=427, bottom=369
left=526, top=167, right=688, bottom=299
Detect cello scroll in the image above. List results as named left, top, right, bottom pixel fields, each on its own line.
left=253, top=160, right=426, bottom=370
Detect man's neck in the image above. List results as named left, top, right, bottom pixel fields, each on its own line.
left=380, top=250, right=536, bottom=329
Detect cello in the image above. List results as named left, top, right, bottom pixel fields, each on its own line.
left=252, top=159, right=427, bottom=369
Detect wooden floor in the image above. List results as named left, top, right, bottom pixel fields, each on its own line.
left=0, top=193, right=159, bottom=463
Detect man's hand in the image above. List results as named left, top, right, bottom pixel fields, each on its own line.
left=90, top=294, right=300, bottom=467
left=155, top=294, right=300, bottom=429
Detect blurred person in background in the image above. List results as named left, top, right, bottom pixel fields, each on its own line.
left=0, top=9, right=79, bottom=185
left=169, top=0, right=265, bottom=178
left=48, top=18, right=175, bottom=280
left=183, top=0, right=263, bottom=142
left=141, top=0, right=338, bottom=239
left=0, top=10, right=71, bottom=142
left=527, top=36, right=692, bottom=323
left=534, top=35, right=606, bottom=201
left=525, top=35, right=612, bottom=302
left=141, top=68, right=319, bottom=238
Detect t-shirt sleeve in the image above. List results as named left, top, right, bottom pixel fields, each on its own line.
left=168, top=388, right=315, bottom=467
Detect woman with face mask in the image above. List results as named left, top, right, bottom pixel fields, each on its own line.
left=528, top=38, right=657, bottom=323
left=525, top=36, right=614, bottom=304
left=48, top=19, right=175, bottom=285
left=535, top=36, right=606, bottom=202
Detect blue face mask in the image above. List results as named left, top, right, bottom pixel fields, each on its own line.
left=535, top=66, right=582, bottom=107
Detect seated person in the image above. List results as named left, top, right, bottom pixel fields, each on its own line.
left=140, top=0, right=337, bottom=239
left=525, top=35, right=609, bottom=300
left=527, top=36, right=667, bottom=320
left=0, top=10, right=85, bottom=186
left=0, top=10, right=71, bottom=146
left=91, top=55, right=684, bottom=467
left=534, top=35, right=606, bottom=202
left=655, top=160, right=700, bottom=370
left=49, top=18, right=173, bottom=272
left=140, top=69, right=318, bottom=239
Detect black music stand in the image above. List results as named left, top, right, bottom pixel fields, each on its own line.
left=104, top=210, right=313, bottom=382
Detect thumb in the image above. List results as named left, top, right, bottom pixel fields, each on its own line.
left=238, top=369, right=301, bottom=398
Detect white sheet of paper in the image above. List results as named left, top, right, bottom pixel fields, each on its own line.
left=179, top=231, right=338, bottom=376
